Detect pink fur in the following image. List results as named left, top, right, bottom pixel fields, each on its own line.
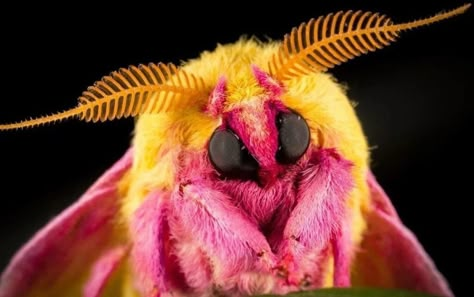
left=166, top=146, right=354, bottom=295
left=332, top=223, right=351, bottom=287
left=282, top=149, right=352, bottom=250
left=225, top=100, right=286, bottom=187
left=0, top=150, right=132, bottom=297
left=130, top=190, right=170, bottom=296
left=205, top=76, right=227, bottom=117
left=220, top=69, right=288, bottom=187
left=83, top=246, right=127, bottom=297
left=218, top=169, right=294, bottom=226
left=164, top=142, right=453, bottom=296
left=170, top=242, right=213, bottom=295
left=252, top=65, right=284, bottom=96
left=275, top=149, right=353, bottom=286
left=169, top=183, right=276, bottom=292
left=354, top=173, right=454, bottom=297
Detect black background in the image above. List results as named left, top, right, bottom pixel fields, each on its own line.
left=0, top=1, right=472, bottom=296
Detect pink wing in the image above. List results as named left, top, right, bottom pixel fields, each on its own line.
left=0, top=149, right=133, bottom=297
left=352, top=171, right=453, bottom=297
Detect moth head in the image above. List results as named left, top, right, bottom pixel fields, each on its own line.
left=205, top=66, right=311, bottom=185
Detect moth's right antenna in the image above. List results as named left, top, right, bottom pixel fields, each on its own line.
left=269, top=4, right=471, bottom=81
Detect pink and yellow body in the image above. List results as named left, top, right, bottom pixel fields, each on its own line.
left=0, top=5, right=469, bottom=297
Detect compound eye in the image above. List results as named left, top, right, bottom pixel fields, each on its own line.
left=208, top=129, right=258, bottom=178
left=276, top=111, right=310, bottom=164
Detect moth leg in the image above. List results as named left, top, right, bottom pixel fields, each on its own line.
left=130, top=190, right=170, bottom=296
left=169, top=182, right=277, bottom=293
left=331, top=222, right=352, bottom=286
left=276, top=148, right=353, bottom=287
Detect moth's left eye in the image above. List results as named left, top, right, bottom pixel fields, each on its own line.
left=276, top=111, right=310, bottom=164
left=208, top=129, right=259, bottom=178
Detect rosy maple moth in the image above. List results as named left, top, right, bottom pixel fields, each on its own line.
left=0, top=4, right=470, bottom=297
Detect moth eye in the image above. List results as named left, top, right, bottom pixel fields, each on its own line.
left=208, top=129, right=259, bottom=178
left=276, top=111, right=310, bottom=164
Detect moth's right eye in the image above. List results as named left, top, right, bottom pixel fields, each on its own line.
left=208, top=129, right=258, bottom=178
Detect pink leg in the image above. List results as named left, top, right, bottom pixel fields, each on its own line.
left=168, top=183, right=276, bottom=292
left=130, top=191, right=169, bottom=297
left=277, top=148, right=353, bottom=286
left=332, top=222, right=351, bottom=287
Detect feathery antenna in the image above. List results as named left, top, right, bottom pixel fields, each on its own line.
left=269, top=3, right=471, bottom=80
left=0, top=63, right=207, bottom=131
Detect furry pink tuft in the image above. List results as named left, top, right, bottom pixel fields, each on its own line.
left=252, top=65, right=284, bottom=96
left=205, top=76, right=227, bottom=116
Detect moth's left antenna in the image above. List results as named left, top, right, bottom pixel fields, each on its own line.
left=0, top=63, right=207, bottom=131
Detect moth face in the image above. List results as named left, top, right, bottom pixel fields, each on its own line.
left=208, top=94, right=310, bottom=185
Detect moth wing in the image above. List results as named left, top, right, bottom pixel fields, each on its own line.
left=352, top=171, right=453, bottom=297
left=0, top=149, right=133, bottom=297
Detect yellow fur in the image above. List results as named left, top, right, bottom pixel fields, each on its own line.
left=120, top=40, right=370, bottom=288
left=323, top=256, right=334, bottom=287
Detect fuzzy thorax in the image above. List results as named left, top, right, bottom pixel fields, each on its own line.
left=122, top=39, right=370, bottom=257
